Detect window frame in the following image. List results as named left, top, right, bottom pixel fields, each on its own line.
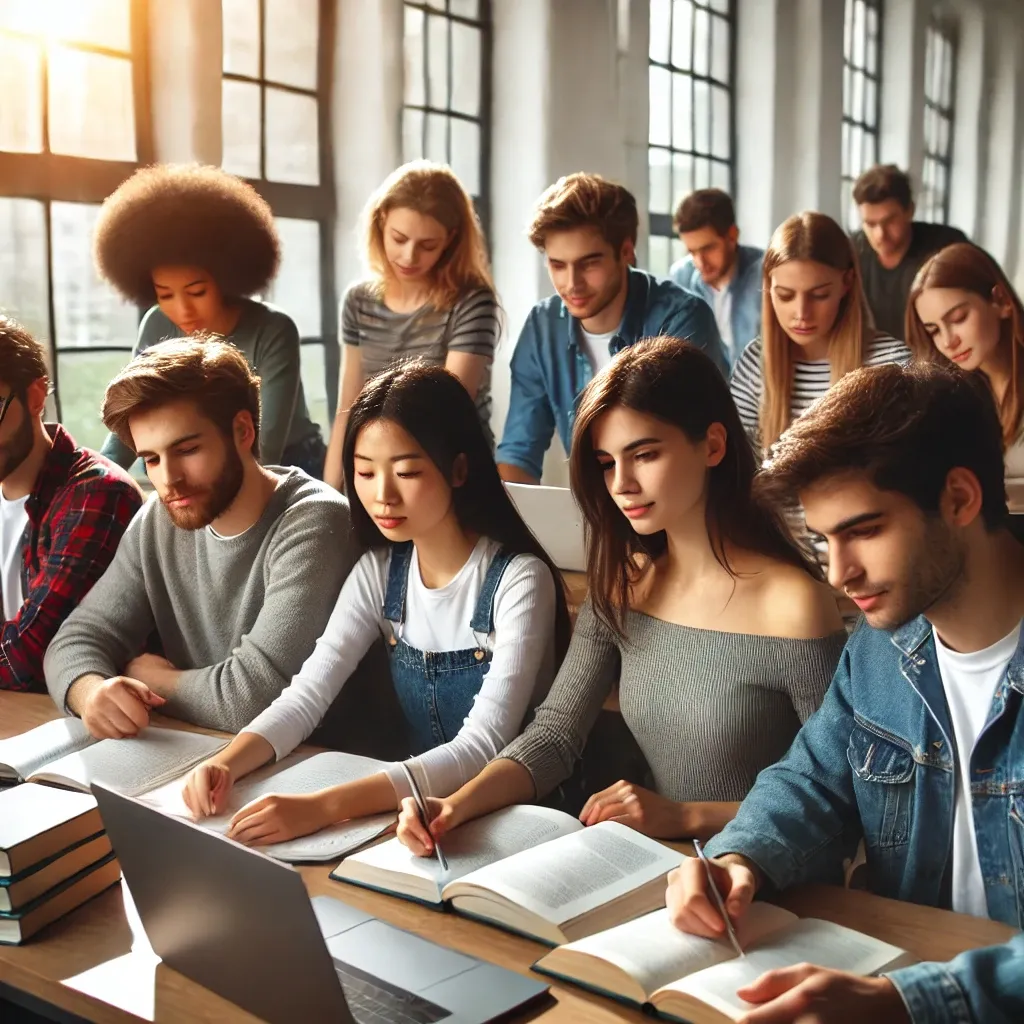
left=920, top=14, right=957, bottom=225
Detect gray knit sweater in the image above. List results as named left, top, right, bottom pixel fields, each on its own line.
left=500, top=599, right=848, bottom=802
left=44, top=469, right=356, bottom=732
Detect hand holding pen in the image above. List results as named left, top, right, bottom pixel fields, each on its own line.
left=400, top=763, right=449, bottom=872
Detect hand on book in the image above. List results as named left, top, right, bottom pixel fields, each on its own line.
left=396, top=795, right=462, bottom=856
left=732, top=964, right=909, bottom=1023
left=579, top=780, right=688, bottom=837
left=69, top=674, right=167, bottom=739
left=182, top=760, right=234, bottom=818
left=666, top=853, right=760, bottom=940
left=225, top=792, right=330, bottom=847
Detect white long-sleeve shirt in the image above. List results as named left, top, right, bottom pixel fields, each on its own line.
left=244, top=537, right=557, bottom=800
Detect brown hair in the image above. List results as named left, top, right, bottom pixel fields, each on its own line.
left=570, top=336, right=816, bottom=639
left=528, top=173, right=638, bottom=253
left=102, top=337, right=262, bottom=456
left=0, top=316, right=49, bottom=394
left=756, top=361, right=1007, bottom=531
left=852, top=164, right=914, bottom=209
left=364, top=160, right=495, bottom=312
left=672, top=188, right=736, bottom=237
left=760, top=212, right=872, bottom=451
left=906, top=242, right=1024, bottom=448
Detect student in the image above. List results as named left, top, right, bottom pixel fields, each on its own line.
left=44, top=339, right=355, bottom=737
left=669, top=188, right=764, bottom=367
left=496, top=174, right=728, bottom=485
left=667, top=362, right=1024, bottom=1024
left=906, top=242, right=1024, bottom=497
left=323, top=161, right=500, bottom=491
left=397, top=337, right=845, bottom=853
left=179, top=363, right=570, bottom=844
left=852, top=164, right=968, bottom=341
left=93, top=164, right=326, bottom=477
left=0, top=318, right=142, bottom=692
left=730, top=211, right=910, bottom=456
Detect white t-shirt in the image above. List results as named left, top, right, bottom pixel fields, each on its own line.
left=711, top=283, right=734, bottom=358
left=0, top=492, right=29, bottom=622
left=244, top=537, right=557, bottom=800
left=933, top=622, right=1021, bottom=918
left=580, top=327, right=617, bottom=374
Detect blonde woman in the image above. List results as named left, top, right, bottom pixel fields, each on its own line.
left=730, top=212, right=910, bottom=455
left=324, top=161, right=499, bottom=489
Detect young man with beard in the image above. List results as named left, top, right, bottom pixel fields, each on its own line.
left=0, top=318, right=142, bottom=692
left=665, top=361, right=1024, bottom=1024
left=44, top=338, right=355, bottom=737
left=496, top=173, right=727, bottom=485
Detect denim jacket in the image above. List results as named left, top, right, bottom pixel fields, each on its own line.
left=669, top=244, right=764, bottom=367
left=495, top=267, right=727, bottom=479
left=705, top=616, right=1024, bottom=1024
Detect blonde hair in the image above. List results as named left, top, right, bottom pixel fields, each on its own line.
left=760, top=212, right=872, bottom=450
left=363, top=160, right=494, bottom=311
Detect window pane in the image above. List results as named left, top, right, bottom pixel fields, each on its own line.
left=56, top=349, right=130, bottom=450
left=265, top=0, right=318, bottom=91
left=647, top=234, right=670, bottom=279
left=692, top=7, right=710, bottom=77
left=450, top=118, right=480, bottom=196
left=0, top=34, right=42, bottom=153
left=269, top=217, right=321, bottom=337
left=711, top=13, right=730, bottom=83
left=426, top=13, right=449, bottom=109
left=671, top=150, right=693, bottom=202
left=649, top=65, right=671, bottom=146
left=450, top=21, right=480, bottom=116
left=708, top=0, right=730, bottom=12
left=649, top=0, right=670, bottom=63
left=670, top=0, right=692, bottom=71
left=222, top=77, right=261, bottom=178
left=0, top=0, right=130, bottom=51
left=223, top=0, right=260, bottom=77
left=449, top=0, right=480, bottom=17
left=648, top=147, right=671, bottom=214
left=48, top=47, right=135, bottom=160
left=693, top=79, right=710, bottom=153
left=50, top=202, right=138, bottom=349
left=711, top=84, right=729, bottom=159
left=0, top=197, right=48, bottom=343
left=671, top=71, right=692, bottom=151
left=711, top=159, right=730, bottom=191
left=403, top=106, right=424, bottom=161
left=300, top=342, right=328, bottom=436
left=404, top=4, right=426, bottom=106
left=425, top=111, right=447, bottom=163
left=265, top=87, right=319, bottom=185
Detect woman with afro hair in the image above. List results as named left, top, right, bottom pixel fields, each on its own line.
left=93, top=164, right=326, bottom=476
left=323, top=161, right=500, bottom=491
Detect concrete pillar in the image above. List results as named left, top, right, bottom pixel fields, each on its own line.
left=879, top=0, right=929, bottom=183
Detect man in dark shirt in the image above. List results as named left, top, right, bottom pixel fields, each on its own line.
left=851, top=164, right=967, bottom=340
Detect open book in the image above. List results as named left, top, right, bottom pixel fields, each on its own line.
left=141, top=750, right=397, bottom=863
left=0, top=718, right=226, bottom=798
left=534, top=903, right=916, bottom=1023
left=332, top=805, right=682, bottom=945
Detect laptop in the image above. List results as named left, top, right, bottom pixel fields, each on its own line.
left=504, top=483, right=586, bottom=572
left=92, top=784, right=549, bottom=1024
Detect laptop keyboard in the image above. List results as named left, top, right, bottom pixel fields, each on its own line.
left=334, top=960, right=451, bottom=1024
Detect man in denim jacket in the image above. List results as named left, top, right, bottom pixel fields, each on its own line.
left=667, top=362, right=1023, bottom=1023
left=496, top=173, right=726, bottom=484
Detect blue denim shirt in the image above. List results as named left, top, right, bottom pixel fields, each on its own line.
left=669, top=244, right=764, bottom=368
left=496, top=267, right=727, bottom=479
left=705, top=616, right=1024, bottom=1024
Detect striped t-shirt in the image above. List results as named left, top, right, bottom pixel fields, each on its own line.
left=342, top=282, right=499, bottom=440
left=730, top=333, right=911, bottom=450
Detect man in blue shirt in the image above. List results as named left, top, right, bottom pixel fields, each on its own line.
left=666, top=362, right=1024, bottom=1024
left=496, top=173, right=726, bottom=484
left=669, top=188, right=763, bottom=368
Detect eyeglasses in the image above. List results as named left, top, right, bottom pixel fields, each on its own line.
left=0, top=393, right=15, bottom=429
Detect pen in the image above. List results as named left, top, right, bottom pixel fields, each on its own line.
left=692, top=839, right=744, bottom=958
left=401, top=762, right=449, bottom=873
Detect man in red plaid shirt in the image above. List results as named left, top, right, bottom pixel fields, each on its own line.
left=0, top=318, right=143, bottom=692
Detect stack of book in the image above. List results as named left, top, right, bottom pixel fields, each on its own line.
left=0, top=784, right=121, bottom=944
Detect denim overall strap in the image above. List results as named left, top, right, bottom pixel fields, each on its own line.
left=468, top=547, right=517, bottom=635
left=381, top=542, right=415, bottom=627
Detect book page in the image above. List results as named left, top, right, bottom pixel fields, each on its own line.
left=0, top=718, right=94, bottom=781
left=451, top=821, right=681, bottom=925
left=665, top=918, right=909, bottom=1018
left=142, top=750, right=396, bottom=862
left=558, top=903, right=798, bottom=999
left=32, top=727, right=227, bottom=797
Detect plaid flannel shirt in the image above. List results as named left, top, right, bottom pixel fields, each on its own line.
left=0, top=425, right=143, bottom=692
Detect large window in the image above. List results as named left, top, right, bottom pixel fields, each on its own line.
left=920, top=16, right=956, bottom=224
left=222, top=0, right=337, bottom=433
left=401, top=1, right=491, bottom=232
left=0, top=0, right=150, bottom=449
left=647, top=0, right=734, bottom=278
left=842, top=0, right=882, bottom=229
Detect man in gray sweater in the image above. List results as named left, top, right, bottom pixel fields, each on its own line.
left=44, top=338, right=356, bottom=737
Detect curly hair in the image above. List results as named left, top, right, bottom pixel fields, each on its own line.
left=93, top=164, right=280, bottom=305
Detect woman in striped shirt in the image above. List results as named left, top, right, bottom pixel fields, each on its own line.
left=730, top=212, right=910, bottom=456
left=324, top=162, right=500, bottom=490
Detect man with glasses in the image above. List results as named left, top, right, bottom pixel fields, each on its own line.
left=0, top=318, right=142, bottom=692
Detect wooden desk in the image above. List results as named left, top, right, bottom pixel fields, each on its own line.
left=0, top=693, right=1017, bottom=1023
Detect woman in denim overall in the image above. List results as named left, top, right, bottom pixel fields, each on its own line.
left=182, top=363, right=571, bottom=846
